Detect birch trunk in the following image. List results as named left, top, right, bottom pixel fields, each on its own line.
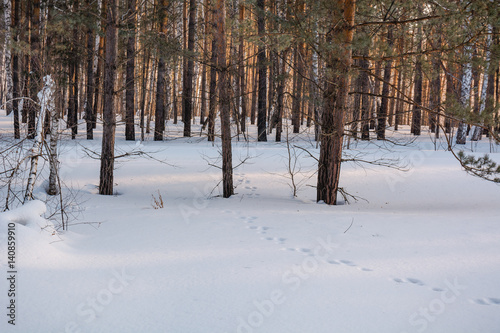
left=25, top=76, right=55, bottom=201
left=471, top=27, right=492, bottom=141
left=3, top=0, right=13, bottom=116
left=456, top=44, right=473, bottom=145
left=47, top=77, right=59, bottom=196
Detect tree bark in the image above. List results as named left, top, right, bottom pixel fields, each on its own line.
left=154, top=0, right=168, bottom=141
left=27, top=0, right=41, bottom=140
left=207, top=3, right=217, bottom=142
left=377, top=26, right=393, bottom=140
left=125, top=0, right=137, bottom=140
left=214, top=0, right=234, bottom=197
left=140, top=51, right=149, bottom=141
left=25, top=76, right=52, bottom=202
left=411, top=25, right=422, bottom=136
left=183, top=0, right=196, bottom=137
left=471, top=27, right=493, bottom=141
left=239, top=3, right=247, bottom=134
left=429, top=54, right=441, bottom=138
left=85, top=0, right=96, bottom=140
left=456, top=44, right=473, bottom=145
left=3, top=0, right=13, bottom=116
left=99, top=0, right=118, bottom=195
left=67, top=0, right=79, bottom=140
left=256, top=0, right=267, bottom=141
left=12, top=0, right=20, bottom=139
left=317, top=0, right=356, bottom=205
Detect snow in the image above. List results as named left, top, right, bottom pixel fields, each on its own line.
left=1, top=116, right=500, bottom=333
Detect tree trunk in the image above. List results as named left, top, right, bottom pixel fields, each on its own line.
left=125, top=0, right=136, bottom=140
left=429, top=54, right=441, bottom=138
left=471, top=27, right=493, bottom=141
left=411, top=25, right=423, bottom=136
left=208, top=19, right=217, bottom=142
left=456, top=45, right=473, bottom=145
left=12, top=0, right=21, bottom=138
left=99, top=0, right=118, bottom=195
left=28, top=0, right=42, bottom=140
left=154, top=0, right=168, bottom=141
left=93, top=1, right=106, bottom=130
left=256, top=0, right=267, bottom=141
left=317, top=0, right=356, bottom=205
left=47, top=77, right=60, bottom=196
left=214, top=0, right=234, bottom=197
left=377, top=26, right=393, bottom=140
left=183, top=0, right=196, bottom=137
left=11, top=0, right=20, bottom=139
left=85, top=0, right=96, bottom=140
left=357, top=47, right=370, bottom=140
left=25, top=76, right=52, bottom=202
left=3, top=0, right=13, bottom=116
left=275, top=50, right=287, bottom=142
left=67, top=0, right=79, bottom=139
left=250, top=55, right=257, bottom=125
left=239, top=2, right=247, bottom=134
left=140, top=51, right=149, bottom=141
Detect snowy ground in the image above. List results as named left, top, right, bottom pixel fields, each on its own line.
left=1, top=114, right=500, bottom=333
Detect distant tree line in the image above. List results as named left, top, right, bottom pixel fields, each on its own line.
left=0, top=0, right=499, bottom=204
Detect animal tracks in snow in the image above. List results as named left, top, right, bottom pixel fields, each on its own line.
left=327, top=259, right=373, bottom=272
left=392, top=277, right=425, bottom=286
left=471, top=298, right=500, bottom=306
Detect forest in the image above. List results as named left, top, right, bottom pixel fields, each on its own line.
left=1, top=0, right=499, bottom=206
left=1, top=1, right=500, bottom=332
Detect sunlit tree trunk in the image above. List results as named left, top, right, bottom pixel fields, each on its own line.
left=183, top=0, right=196, bottom=137
left=214, top=0, right=234, bottom=197
left=12, top=0, right=20, bottom=139
left=85, top=0, right=96, bottom=139
left=3, top=0, right=13, bottom=116
left=317, top=0, right=356, bottom=205
left=99, top=0, right=118, bottom=195
left=154, top=0, right=168, bottom=141
left=456, top=44, right=473, bottom=145
left=256, top=0, right=267, bottom=141
left=377, top=25, right=393, bottom=140
left=125, top=0, right=136, bottom=140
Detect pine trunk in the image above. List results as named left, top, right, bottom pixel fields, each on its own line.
left=183, top=0, right=196, bottom=137
left=208, top=28, right=217, bottom=142
left=215, top=0, right=234, bottom=197
left=317, top=0, right=356, bottom=205
left=256, top=0, right=267, bottom=141
left=125, top=0, right=136, bottom=141
left=377, top=26, right=393, bottom=140
left=154, top=0, right=168, bottom=141
left=85, top=0, right=96, bottom=140
left=411, top=25, right=423, bottom=136
left=239, top=3, right=247, bottom=134
left=99, top=0, right=118, bottom=195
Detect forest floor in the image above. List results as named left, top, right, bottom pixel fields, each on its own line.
left=1, top=113, right=500, bottom=333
